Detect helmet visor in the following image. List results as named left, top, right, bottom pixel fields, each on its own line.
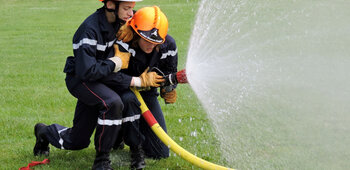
left=138, top=28, right=164, bottom=44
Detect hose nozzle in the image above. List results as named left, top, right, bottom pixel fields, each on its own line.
left=175, top=69, right=188, bottom=84
left=163, top=69, right=188, bottom=87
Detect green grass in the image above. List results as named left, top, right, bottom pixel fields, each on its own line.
left=0, top=0, right=228, bottom=169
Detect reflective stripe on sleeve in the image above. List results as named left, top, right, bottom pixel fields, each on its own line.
left=73, top=38, right=97, bottom=49
left=116, top=40, right=136, bottom=56
left=160, top=48, right=178, bottom=59
left=73, top=38, right=116, bottom=52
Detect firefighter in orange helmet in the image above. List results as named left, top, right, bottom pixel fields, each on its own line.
left=104, top=6, right=178, bottom=169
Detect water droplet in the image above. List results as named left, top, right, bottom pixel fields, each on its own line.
left=190, top=130, right=197, bottom=137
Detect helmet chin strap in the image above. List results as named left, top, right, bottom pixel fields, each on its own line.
left=104, top=1, right=121, bottom=23
left=105, top=7, right=118, bottom=18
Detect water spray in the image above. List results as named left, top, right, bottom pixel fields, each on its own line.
left=131, top=69, right=234, bottom=170
left=185, top=0, right=350, bottom=169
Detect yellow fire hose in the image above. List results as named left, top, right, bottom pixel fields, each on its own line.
left=130, top=88, right=234, bottom=170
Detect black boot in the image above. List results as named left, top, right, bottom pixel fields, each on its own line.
left=92, top=152, right=113, bottom=170
left=33, top=123, right=50, bottom=156
left=130, top=145, right=146, bottom=170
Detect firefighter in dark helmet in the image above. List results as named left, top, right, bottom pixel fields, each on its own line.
left=31, top=0, right=154, bottom=170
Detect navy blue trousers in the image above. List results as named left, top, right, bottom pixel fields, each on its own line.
left=42, top=75, right=123, bottom=153
left=119, top=89, right=170, bottom=159
left=100, top=75, right=170, bottom=158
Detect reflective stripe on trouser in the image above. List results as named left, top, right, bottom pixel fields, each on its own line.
left=44, top=79, right=123, bottom=153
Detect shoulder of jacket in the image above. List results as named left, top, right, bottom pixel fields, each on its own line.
left=165, top=35, right=175, bottom=44
left=159, top=35, right=176, bottom=51
left=115, top=40, right=136, bottom=56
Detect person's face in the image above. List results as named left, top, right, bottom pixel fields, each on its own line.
left=138, top=38, right=157, bottom=54
left=118, top=2, right=135, bottom=21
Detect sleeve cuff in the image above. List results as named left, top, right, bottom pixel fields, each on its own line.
left=132, top=77, right=141, bottom=87
left=109, top=56, right=122, bottom=72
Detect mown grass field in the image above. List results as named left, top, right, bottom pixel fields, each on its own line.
left=0, top=0, right=230, bottom=169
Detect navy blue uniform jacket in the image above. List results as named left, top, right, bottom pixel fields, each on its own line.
left=63, top=7, right=132, bottom=89
left=116, top=35, right=178, bottom=78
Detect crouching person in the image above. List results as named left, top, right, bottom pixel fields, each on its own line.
left=111, top=5, right=179, bottom=169
left=33, top=0, right=143, bottom=169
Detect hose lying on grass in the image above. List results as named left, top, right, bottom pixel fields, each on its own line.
left=131, top=88, right=234, bottom=170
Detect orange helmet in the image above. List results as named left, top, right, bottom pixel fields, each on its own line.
left=127, top=6, right=168, bottom=44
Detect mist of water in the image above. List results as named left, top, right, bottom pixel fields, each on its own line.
left=186, top=0, right=350, bottom=169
